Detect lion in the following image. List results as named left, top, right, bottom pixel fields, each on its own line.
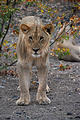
left=16, top=16, right=54, bottom=105
left=53, top=25, right=80, bottom=62
left=54, top=37, right=80, bottom=62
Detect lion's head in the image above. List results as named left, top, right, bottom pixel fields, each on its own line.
left=17, top=16, right=54, bottom=59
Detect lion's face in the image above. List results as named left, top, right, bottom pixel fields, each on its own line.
left=25, top=27, right=49, bottom=57
left=20, top=23, right=53, bottom=58
left=22, top=26, right=51, bottom=57
left=17, top=16, right=54, bottom=59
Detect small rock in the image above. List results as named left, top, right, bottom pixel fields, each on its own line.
left=73, top=79, right=76, bottom=82
left=5, top=116, right=11, bottom=119
left=75, top=116, right=80, bottom=119
left=2, top=80, right=6, bottom=83
left=12, top=95, right=18, bottom=99
left=53, top=106, right=56, bottom=109
left=0, top=85, right=5, bottom=88
left=16, top=112, right=22, bottom=115
left=59, top=109, right=62, bottom=111
left=69, top=117, right=73, bottom=119
left=26, top=116, right=30, bottom=120
left=67, top=112, right=73, bottom=116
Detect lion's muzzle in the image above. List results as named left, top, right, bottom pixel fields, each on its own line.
left=32, top=48, right=41, bottom=57
left=32, top=48, right=40, bottom=54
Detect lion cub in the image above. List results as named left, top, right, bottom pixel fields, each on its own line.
left=16, top=16, right=53, bottom=105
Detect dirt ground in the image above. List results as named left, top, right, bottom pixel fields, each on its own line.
left=0, top=57, right=80, bottom=120
left=0, top=1, right=80, bottom=120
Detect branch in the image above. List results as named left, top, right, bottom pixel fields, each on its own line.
left=8, top=60, right=17, bottom=66
left=56, top=23, right=66, bottom=40
left=6, top=0, right=11, bottom=5
left=0, top=0, right=17, bottom=50
left=0, top=15, right=12, bottom=48
left=50, top=21, right=72, bottom=47
left=0, top=19, right=4, bottom=33
left=0, top=60, right=17, bottom=72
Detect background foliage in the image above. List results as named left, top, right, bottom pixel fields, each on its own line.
left=0, top=0, right=80, bottom=71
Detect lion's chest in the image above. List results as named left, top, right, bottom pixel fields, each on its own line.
left=32, top=58, right=44, bottom=67
left=30, top=55, right=49, bottom=67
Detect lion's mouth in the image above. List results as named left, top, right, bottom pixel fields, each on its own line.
left=32, top=53, right=41, bottom=58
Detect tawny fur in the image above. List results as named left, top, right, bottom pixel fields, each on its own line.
left=16, top=16, right=53, bottom=105
left=54, top=34, right=80, bottom=62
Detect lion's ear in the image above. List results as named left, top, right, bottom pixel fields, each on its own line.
left=43, top=23, right=54, bottom=35
left=20, top=24, right=30, bottom=34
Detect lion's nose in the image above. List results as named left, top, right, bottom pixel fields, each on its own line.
left=33, top=48, right=40, bottom=53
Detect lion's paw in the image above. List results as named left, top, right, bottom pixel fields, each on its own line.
left=16, top=98, right=30, bottom=105
left=36, top=95, right=51, bottom=104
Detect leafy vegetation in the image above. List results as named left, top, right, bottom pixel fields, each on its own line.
left=0, top=0, right=80, bottom=72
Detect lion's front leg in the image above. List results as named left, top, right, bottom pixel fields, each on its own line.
left=16, top=63, right=31, bottom=105
left=36, top=66, right=51, bottom=104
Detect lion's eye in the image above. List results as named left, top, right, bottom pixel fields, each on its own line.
left=23, top=29, right=27, bottom=32
left=29, top=36, right=33, bottom=41
left=40, top=36, right=44, bottom=41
